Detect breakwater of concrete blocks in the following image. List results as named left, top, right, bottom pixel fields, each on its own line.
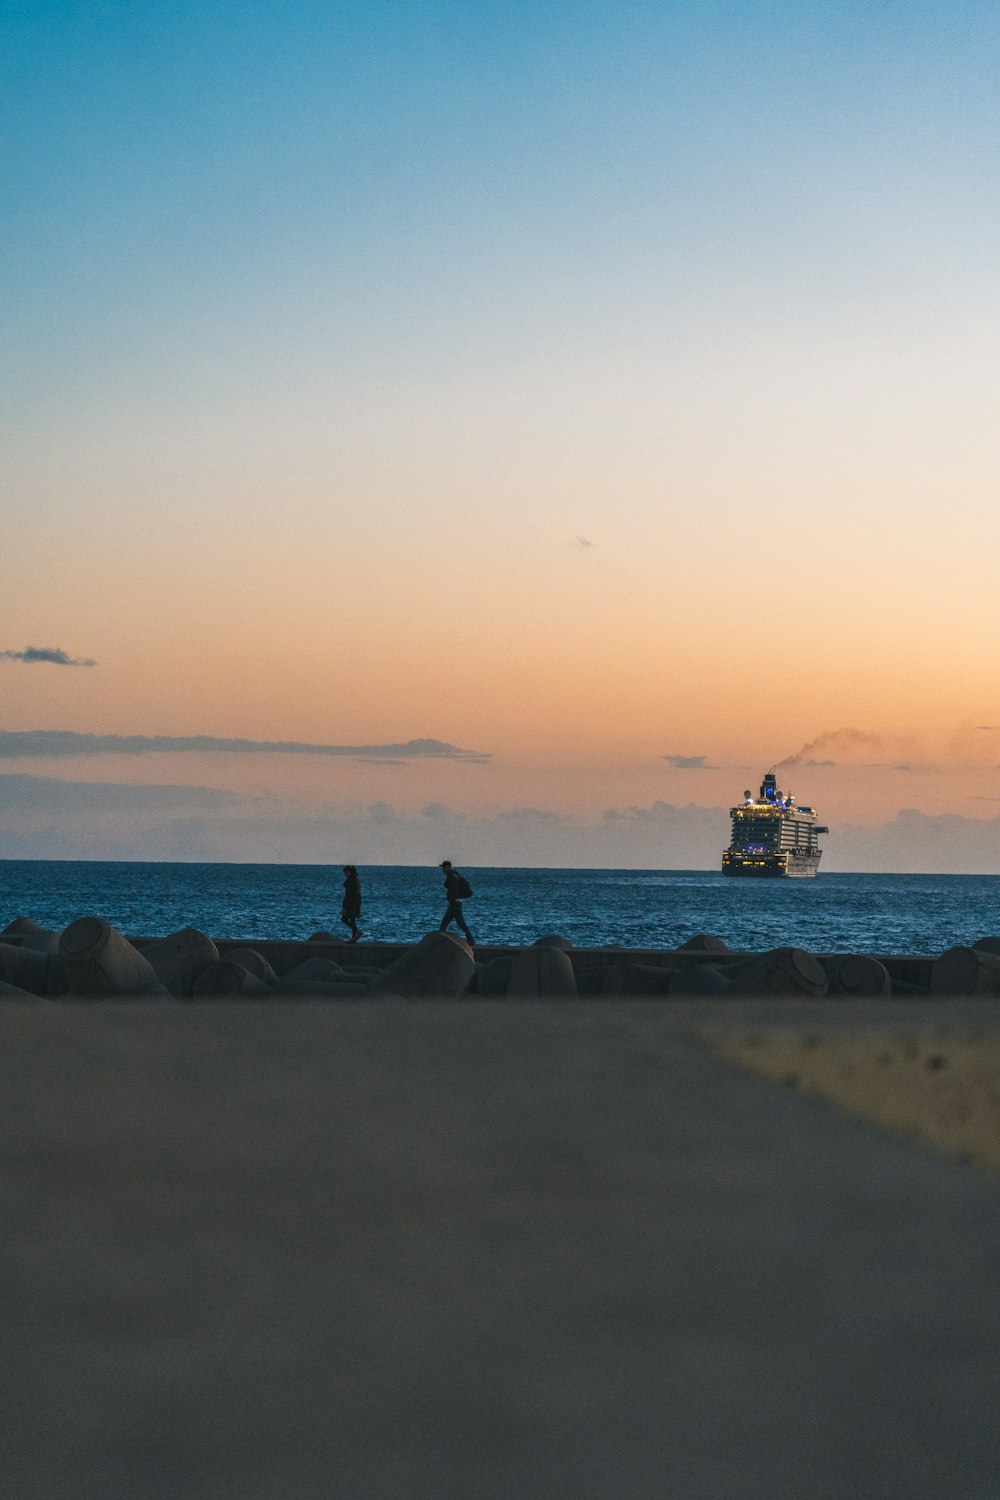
left=6, top=915, right=1000, bottom=999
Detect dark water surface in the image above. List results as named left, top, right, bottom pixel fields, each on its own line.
left=2, top=862, right=999, bottom=954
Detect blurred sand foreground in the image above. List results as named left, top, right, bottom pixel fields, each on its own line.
left=688, top=1024, right=1000, bottom=1176
left=2, top=998, right=999, bottom=1499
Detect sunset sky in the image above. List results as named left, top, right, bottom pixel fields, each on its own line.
left=3, top=1, right=1000, bottom=868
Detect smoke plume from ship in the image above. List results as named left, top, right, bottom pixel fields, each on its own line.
left=776, top=728, right=883, bottom=770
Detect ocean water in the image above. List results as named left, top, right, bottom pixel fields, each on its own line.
left=2, top=862, right=999, bottom=955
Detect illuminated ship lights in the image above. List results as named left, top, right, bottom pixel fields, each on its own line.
left=721, top=771, right=828, bottom=880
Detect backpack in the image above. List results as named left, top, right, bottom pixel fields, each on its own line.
left=455, top=874, right=473, bottom=899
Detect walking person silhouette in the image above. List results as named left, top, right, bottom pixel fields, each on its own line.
left=438, top=860, right=475, bottom=946
left=340, top=865, right=363, bottom=943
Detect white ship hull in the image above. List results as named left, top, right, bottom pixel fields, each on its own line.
left=783, top=852, right=822, bottom=878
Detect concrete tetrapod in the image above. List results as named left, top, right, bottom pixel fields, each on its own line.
left=0, top=977, right=47, bottom=1001
left=58, top=918, right=158, bottom=999
left=273, top=957, right=359, bottom=996
left=599, top=963, right=675, bottom=999
left=532, top=934, right=574, bottom=951
left=0, top=941, right=60, bottom=997
left=676, top=933, right=732, bottom=954
left=279, top=957, right=349, bottom=987
left=0, top=920, right=62, bottom=954
left=191, top=960, right=272, bottom=1000
left=667, top=964, right=733, bottom=997
left=369, top=931, right=475, bottom=1000
left=931, top=946, right=1000, bottom=997
left=507, top=944, right=578, bottom=1000
left=14, top=930, right=62, bottom=955
left=724, top=947, right=829, bottom=998
left=139, top=928, right=219, bottom=997
left=0, top=917, right=46, bottom=938
left=474, top=956, right=515, bottom=997
left=218, top=948, right=277, bottom=986
left=126, top=982, right=177, bottom=1003
left=571, top=964, right=605, bottom=996
left=823, top=954, right=892, bottom=998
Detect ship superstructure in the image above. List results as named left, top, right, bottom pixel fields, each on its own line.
left=722, top=771, right=828, bottom=878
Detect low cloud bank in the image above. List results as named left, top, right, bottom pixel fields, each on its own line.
left=0, top=774, right=236, bottom=814
left=5, top=777, right=1000, bottom=871
left=830, top=809, right=1000, bottom=875
left=0, top=647, right=96, bottom=667
left=0, top=731, right=489, bottom=762
left=0, top=778, right=724, bottom=863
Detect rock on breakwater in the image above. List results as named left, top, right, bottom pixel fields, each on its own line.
left=6, top=913, right=1000, bottom=998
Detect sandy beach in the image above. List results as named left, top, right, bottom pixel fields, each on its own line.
left=689, top=1020, right=1000, bottom=1177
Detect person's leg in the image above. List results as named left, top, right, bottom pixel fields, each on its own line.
left=455, top=902, right=475, bottom=944
left=440, top=901, right=456, bottom=932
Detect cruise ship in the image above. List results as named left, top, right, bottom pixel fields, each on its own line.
left=722, top=771, right=828, bottom=878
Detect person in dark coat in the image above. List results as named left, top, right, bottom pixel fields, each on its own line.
left=340, top=865, right=363, bottom=943
left=438, top=859, right=475, bottom=946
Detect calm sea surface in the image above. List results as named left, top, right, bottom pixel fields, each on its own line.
left=2, top=862, right=999, bottom=955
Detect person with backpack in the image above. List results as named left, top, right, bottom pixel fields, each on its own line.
left=438, top=860, right=475, bottom=946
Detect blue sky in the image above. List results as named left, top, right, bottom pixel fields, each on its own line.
left=4, top=1, right=1000, bottom=867
left=7, top=0, right=998, bottom=412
